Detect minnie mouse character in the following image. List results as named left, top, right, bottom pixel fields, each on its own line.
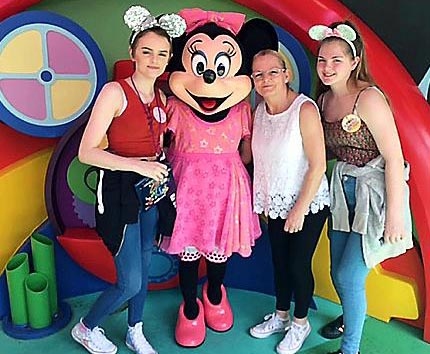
left=161, top=8, right=278, bottom=348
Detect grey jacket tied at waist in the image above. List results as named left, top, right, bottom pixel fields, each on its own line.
left=330, top=155, right=413, bottom=268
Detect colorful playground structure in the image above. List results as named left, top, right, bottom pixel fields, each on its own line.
left=1, top=0, right=429, bottom=343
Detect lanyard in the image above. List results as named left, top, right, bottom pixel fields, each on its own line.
left=130, top=76, right=162, bottom=156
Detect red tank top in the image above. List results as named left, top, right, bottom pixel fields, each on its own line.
left=107, top=79, right=167, bottom=157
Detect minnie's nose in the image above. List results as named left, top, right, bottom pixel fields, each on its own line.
left=203, top=69, right=216, bottom=84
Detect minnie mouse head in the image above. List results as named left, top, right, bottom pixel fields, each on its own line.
left=167, top=8, right=278, bottom=118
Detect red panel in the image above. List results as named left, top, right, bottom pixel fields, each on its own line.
left=113, top=60, right=170, bottom=93
left=113, top=60, right=134, bottom=80
left=57, top=228, right=116, bottom=284
left=57, top=227, right=185, bottom=290
left=0, top=123, right=57, bottom=170
left=0, top=0, right=40, bottom=21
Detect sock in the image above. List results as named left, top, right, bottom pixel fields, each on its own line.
left=206, top=260, right=227, bottom=305
left=179, top=259, right=200, bottom=320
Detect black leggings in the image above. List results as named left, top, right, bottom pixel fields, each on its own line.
left=179, top=258, right=227, bottom=318
left=268, top=207, right=329, bottom=319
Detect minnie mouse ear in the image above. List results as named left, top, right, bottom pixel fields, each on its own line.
left=237, top=18, right=279, bottom=74
left=165, top=32, right=187, bottom=73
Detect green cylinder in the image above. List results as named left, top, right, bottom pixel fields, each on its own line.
left=25, top=273, right=51, bottom=329
left=6, top=253, right=30, bottom=326
left=31, top=233, right=58, bottom=316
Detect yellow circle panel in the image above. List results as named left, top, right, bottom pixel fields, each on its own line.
left=51, top=80, right=91, bottom=120
left=0, top=30, right=44, bottom=74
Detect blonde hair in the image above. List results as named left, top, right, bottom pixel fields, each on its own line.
left=253, top=49, right=286, bottom=70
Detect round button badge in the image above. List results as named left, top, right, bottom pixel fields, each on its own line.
left=341, top=114, right=362, bottom=133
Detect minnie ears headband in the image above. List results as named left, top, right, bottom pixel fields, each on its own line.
left=308, top=24, right=358, bottom=57
left=124, top=5, right=186, bottom=44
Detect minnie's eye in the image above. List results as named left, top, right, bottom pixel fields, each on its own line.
left=191, top=53, right=207, bottom=76
left=214, top=54, right=231, bottom=78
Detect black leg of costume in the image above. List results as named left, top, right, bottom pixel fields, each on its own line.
left=205, top=260, right=227, bottom=305
left=179, top=259, right=200, bottom=320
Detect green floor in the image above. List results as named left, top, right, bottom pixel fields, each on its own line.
left=1, top=288, right=429, bottom=354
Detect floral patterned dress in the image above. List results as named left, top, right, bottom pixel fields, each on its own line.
left=162, top=97, right=261, bottom=258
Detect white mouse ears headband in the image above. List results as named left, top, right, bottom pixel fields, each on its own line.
left=308, top=24, right=358, bottom=57
left=124, top=5, right=186, bottom=45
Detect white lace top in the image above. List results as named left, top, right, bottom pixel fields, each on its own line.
left=252, top=94, right=330, bottom=219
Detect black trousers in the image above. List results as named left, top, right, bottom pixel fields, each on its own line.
left=268, top=206, right=329, bottom=319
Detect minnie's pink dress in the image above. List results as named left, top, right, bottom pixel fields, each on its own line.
left=163, top=97, right=261, bottom=258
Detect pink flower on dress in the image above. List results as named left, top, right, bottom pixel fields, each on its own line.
left=186, top=187, right=195, bottom=194
left=206, top=127, right=216, bottom=135
left=200, top=139, right=209, bottom=148
left=214, top=145, right=223, bottom=153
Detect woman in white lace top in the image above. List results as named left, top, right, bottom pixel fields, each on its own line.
left=249, top=49, right=330, bottom=354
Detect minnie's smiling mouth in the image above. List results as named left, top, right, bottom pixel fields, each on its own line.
left=186, top=90, right=232, bottom=112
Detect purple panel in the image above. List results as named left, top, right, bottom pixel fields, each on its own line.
left=0, top=79, right=45, bottom=120
left=47, top=31, right=90, bottom=75
left=72, top=196, right=95, bottom=228
left=55, top=132, right=87, bottom=229
left=45, top=113, right=91, bottom=234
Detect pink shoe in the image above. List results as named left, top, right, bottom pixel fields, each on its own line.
left=202, top=282, right=233, bottom=332
left=175, top=299, right=206, bottom=347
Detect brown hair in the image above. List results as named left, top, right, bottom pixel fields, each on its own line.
left=129, top=27, right=172, bottom=56
left=316, top=21, right=374, bottom=97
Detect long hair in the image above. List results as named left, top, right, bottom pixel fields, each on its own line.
left=316, top=21, right=374, bottom=98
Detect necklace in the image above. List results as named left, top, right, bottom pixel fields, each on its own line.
left=130, top=76, right=162, bottom=156
left=130, top=75, right=155, bottom=102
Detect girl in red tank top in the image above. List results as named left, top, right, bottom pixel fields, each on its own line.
left=72, top=6, right=185, bottom=354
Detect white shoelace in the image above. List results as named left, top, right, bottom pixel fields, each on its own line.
left=260, top=313, right=287, bottom=331
left=282, top=322, right=309, bottom=348
left=89, top=327, right=112, bottom=349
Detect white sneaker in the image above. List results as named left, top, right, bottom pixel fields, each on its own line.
left=71, top=318, right=117, bottom=354
left=250, top=312, right=291, bottom=339
left=276, top=321, right=311, bottom=354
left=126, top=322, right=158, bottom=354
